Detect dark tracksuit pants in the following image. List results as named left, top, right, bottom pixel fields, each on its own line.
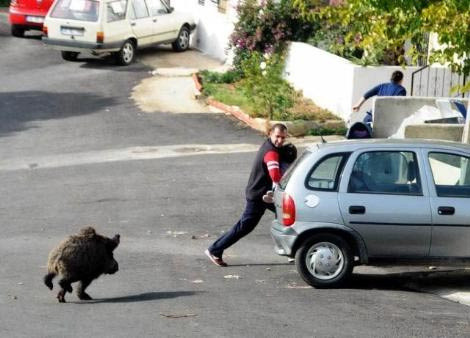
left=208, top=198, right=276, bottom=258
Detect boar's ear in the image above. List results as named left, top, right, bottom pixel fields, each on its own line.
left=107, top=234, right=120, bottom=251
left=79, top=226, right=96, bottom=237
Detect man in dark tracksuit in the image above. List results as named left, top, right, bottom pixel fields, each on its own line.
left=205, top=123, right=288, bottom=267
left=353, top=70, right=406, bottom=123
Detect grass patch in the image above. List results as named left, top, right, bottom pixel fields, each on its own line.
left=199, top=71, right=341, bottom=122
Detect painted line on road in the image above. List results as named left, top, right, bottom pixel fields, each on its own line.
left=0, top=143, right=260, bottom=171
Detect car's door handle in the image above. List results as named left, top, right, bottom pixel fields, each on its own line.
left=438, top=206, right=455, bottom=215
left=349, top=205, right=366, bottom=214
left=130, top=22, right=136, bottom=26
left=153, top=18, right=157, bottom=22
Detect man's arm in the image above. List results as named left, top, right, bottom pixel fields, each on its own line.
left=264, top=150, right=281, bottom=185
left=352, top=84, right=381, bottom=112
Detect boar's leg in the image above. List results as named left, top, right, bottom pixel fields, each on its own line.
left=56, top=278, right=73, bottom=302
left=77, top=279, right=93, bottom=300
left=58, top=278, right=73, bottom=293
left=57, top=289, right=66, bottom=303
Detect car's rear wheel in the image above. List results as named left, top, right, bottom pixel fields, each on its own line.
left=295, top=233, right=353, bottom=288
left=171, top=26, right=190, bottom=52
left=115, top=40, right=135, bottom=66
left=11, top=25, right=25, bottom=37
left=61, top=51, right=80, bottom=61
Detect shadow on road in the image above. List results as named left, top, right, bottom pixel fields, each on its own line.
left=348, top=269, right=470, bottom=290
left=228, top=263, right=292, bottom=267
left=73, top=291, right=202, bottom=304
left=0, top=91, right=117, bottom=136
left=78, top=56, right=150, bottom=72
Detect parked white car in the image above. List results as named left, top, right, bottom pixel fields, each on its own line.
left=42, top=0, right=195, bottom=65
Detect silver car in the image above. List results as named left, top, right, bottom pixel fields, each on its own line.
left=271, top=139, right=470, bottom=288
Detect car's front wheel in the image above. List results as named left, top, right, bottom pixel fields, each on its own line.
left=61, top=51, right=80, bottom=61
left=115, top=40, right=135, bottom=66
left=11, top=25, right=25, bottom=37
left=295, top=233, right=353, bottom=288
left=171, top=26, right=190, bottom=52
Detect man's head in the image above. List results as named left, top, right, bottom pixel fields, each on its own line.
left=391, top=70, right=404, bottom=84
left=269, top=123, right=288, bottom=148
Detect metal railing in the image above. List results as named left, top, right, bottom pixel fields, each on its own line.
left=411, top=65, right=468, bottom=98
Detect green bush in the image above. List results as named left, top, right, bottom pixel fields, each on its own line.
left=239, top=51, right=295, bottom=120
left=308, top=126, right=348, bottom=136
left=199, top=70, right=241, bottom=84
left=0, top=0, right=10, bottom=6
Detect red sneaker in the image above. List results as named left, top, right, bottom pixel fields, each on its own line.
left=205, top=249, right=227, bottom=267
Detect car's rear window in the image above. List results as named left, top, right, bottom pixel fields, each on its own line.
left=279, top=149, right=310, bottom=190
left=51, top=0, right=100, bottom=22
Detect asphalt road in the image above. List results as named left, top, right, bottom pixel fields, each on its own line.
left=1, top=13, right=470, bottom=337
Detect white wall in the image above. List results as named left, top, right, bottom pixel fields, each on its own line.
left=284, top=42, right=355, bottom=122
left=170, top=0, right=238, bottom=61
left=284, top=42, right=422, bottom=121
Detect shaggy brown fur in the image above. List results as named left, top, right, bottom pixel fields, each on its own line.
left=43, top=226, right=120, bottom=303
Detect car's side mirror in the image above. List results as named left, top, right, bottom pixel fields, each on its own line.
left=169, top=6, right=174, bottom=13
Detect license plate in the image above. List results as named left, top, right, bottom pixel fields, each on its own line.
left=26, top=16, right=44, bottom=23
left=60, top=27, right=84, bottom=36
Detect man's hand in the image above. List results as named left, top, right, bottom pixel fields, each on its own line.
left=262, top=190, right=274, bottom=204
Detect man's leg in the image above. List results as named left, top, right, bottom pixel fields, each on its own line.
left=208, top=199, right=266, bottom=258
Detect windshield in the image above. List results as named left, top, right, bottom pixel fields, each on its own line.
left=279, top=149, right=310, bottom=190
left=51, top=0, right=100, bottom=22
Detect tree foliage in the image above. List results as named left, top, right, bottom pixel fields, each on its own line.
left=229, top=0, right=317, bottom=71
left=293, top=0, right=470, bottom=80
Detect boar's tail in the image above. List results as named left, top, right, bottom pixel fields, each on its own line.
left=43, top=272, right=56, bottom=290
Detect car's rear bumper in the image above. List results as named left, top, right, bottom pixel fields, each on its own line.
left=9, top=9, right=45, bottom=27
left=271, top=220, right=298, bottom=257
left=42, top=37, right=123, bottom=53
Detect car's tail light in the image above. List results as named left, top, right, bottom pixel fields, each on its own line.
left=96, top=31, right=104, bottom=43
left=42, top=25, right=48, bottom=37
left=282, top=192, right=295, bottom=227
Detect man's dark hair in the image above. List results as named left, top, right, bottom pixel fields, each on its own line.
left=391, top=71, right=404, bottom=84
left=270, top=123, right=287, bottom=133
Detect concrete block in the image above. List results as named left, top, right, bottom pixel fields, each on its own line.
left=404, top=124, right=464, bottom=142
left=462, top=113, right=470, bottom=144
left=373, top=97, right=469, bottom=139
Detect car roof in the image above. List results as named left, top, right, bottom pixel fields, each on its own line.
left=307, top=138, right=470, bottom=153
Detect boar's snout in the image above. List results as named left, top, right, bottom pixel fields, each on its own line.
left=106, top=259, right=119, bottom=274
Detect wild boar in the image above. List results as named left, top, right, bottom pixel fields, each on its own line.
left=43, top=226, right=120, bottom=303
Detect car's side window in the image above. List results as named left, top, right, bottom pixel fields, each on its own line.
left=429, top=152, right=470, bottom=197
left=306, top=153, right=350, bottom=191
left=131, top=0, right=149, bottom=19
left=348, top=151, right=422, bottom=195
left=107, top=0, right=127, bottom=22
left=146, top=0, right=168, bottom=16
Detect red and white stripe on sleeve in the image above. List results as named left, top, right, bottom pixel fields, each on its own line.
left=264, top=150, right=281, bottom=184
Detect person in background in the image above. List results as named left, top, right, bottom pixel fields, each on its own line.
left=205, top=124, right=288, bottom=267
left=353, top=70, right=406, bottom=123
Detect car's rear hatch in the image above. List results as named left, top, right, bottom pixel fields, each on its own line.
left=46, top=0, right=101, bottom=43
left=274, top=149, right=312, bottom=224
